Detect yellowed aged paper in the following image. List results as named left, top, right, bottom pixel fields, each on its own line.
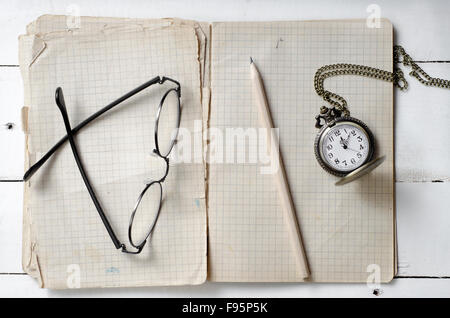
left=208, top=20, right=395, bottom=282
left=20, top=16, right=395, bottom=286
left=20, top=16, right=207, bottom=288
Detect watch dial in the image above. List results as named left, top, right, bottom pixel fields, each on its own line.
left=321, top=123, right=370, bottom=172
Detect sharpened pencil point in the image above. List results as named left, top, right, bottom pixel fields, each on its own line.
left=250, top=57, right=253, bottom=64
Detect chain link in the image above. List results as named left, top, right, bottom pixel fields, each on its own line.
left=314, top=45, right=450, bottom=115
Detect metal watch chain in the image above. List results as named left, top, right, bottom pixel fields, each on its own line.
left=314, top=45, right=450, bottom=117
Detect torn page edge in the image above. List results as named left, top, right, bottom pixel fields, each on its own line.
left=195, top=21, right=209, bottom=283
left=20, top=16, right=209, bottom=288
left=193, top=23, right=207, bottom=87
left=22, top=203, right=44, bottom=287
left=21, top=107, right=29, bottom=134
left=26, top=15, right=205, bottom=36
left=202, top=87, right=211, bottom=280
left=204, top=23, right=213, bottom=281
left=21, top=106, right=31, bottom=171
left=19, top=33, right=43, bottom=286
left=28, top=36, right=46, bottom=68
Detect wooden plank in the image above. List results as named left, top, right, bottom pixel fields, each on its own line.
left=0, top=67, right=22, bottom=126
left=396, top=182, right=450, bottom=277
left=2, top=181, right=450, bottom=278
left=0, top=131, right=24, bottom=180
left=0, top=0, right=449, bottom=64
left=2, top=63, right=450, bottom=181
left=0, top=182, right=23, bottom=273
left=0, top=274, right=449, bottom=297
left=0, top=0, right=449, bottom=296
left=395, top=63, right=450, bottom=182
left=0, top=67, right=24, bottom=180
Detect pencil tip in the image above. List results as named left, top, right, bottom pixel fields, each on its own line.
left=250, top=57, right=253, bottom=64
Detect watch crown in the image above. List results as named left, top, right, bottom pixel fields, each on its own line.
left=319, top=106, right=329, bottom=114
left=315, top=106, right=343, bottom=129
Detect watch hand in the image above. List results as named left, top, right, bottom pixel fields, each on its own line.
left=346, top=147, right=359, bottom=152
left=339, top=137, right=348, bottom=149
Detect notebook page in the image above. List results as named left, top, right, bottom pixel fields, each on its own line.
left=208, top=20, right=394, bottom=282
left=24, top=15, right=212, bottom=190
left=20, top=16, right=207, bottom=288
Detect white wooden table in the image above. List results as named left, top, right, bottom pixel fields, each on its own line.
left=1, top=0, right=449, bottom=297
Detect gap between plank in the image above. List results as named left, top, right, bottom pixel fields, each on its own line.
left=2, top=179, right=450, bottom=183
left=0, top=273, right=448, bottom=279
left=0, top=180, right=23, bottom=182
left=412, top=61, right=450, bottom=63
left=395, top=275, right=450, bottom=279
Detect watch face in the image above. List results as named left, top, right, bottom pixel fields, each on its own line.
left=315, top=118, right=374, bottom=176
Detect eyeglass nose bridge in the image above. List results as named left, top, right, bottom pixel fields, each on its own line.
left=151, top=150, right=170, bottom=182
left=127, top=180, right=163, bottom=250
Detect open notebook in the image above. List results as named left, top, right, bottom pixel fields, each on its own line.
left=19, top=15, right=395, bottom=289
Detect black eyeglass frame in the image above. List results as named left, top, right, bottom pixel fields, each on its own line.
left=127, top=86, right=181, bottom=251
left=24, top=76, right=181, bottom=254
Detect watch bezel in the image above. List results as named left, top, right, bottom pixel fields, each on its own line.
left=314, top=116, right=375, bottom=177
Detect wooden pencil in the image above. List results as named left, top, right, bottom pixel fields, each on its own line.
left=250, top=57, right=310, bottom=279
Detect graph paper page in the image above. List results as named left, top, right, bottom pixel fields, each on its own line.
left=208, top=20, right=395, bottom=282
left=20, top=16, right=207, bottom=288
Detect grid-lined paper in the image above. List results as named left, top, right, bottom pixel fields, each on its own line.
left=20, top=16, right=208, bottom=288
left=208, top=20, right=394, bottom=282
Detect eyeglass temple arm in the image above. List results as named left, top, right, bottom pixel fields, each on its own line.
left=54, top=87, right=127, bottom=251
left=23, top=76, right=164, bottom=181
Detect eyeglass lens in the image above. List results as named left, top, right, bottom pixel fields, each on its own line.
left=155, top=88, right=181, bottom=157
left=129, top=87, right=181, bottom=249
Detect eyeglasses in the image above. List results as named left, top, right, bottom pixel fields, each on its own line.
left=24, top=76, right=181, bottom=254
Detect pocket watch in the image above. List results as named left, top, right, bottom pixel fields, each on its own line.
left=314, top=106, right=378, bottom=178
left=313, top=46, right=450, bottom=185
